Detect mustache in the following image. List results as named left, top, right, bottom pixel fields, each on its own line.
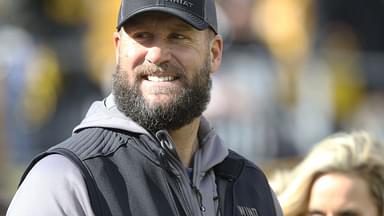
left=134, top=62, right=184, bottom=77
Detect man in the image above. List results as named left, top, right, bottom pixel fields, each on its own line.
left=7, top=0, right=283, bottom=215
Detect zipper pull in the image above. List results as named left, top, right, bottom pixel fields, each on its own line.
left=156, top=130, right=180, bottom=162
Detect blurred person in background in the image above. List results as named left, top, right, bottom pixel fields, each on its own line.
left=0, top=0, right=103, bottom=208
left=251, top=0, right=336, bottom=156
left=0, top=25, right=39, bottom=208
left=19, top=0, right=104, bottom=156
left=0, top=0, right=104, bottom=164
left=205, top=0, right=290, bottom=163
left=7, top=0, right=283, bottom=215
left=271, top=131, right=384, bottom=216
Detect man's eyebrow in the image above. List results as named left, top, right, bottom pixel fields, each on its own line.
left=308, top=209, right=360, bottom=216
left=308, top=210, right=325, bottom=215
left=336, top=210, right=359, bottom=216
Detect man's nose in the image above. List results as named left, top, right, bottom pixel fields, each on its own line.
left=145, top=45, right=171, bottom=65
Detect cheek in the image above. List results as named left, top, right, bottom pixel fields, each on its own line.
left=179, top=51, right=207, bottom=77
left=119, top=43, right=146, bottom=68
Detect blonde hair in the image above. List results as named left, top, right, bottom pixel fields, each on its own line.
left=276, top=131, right=384, bottom=216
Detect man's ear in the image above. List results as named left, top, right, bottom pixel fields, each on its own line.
left=113, top=31, right=121, bottom=64
left=209, top=34, right=223, bottom=74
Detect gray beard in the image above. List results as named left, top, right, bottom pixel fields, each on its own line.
left=112, top=59, right=212, bottom=134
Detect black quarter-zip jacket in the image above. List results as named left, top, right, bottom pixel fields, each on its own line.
left=7, top=95, right=283, bottom=216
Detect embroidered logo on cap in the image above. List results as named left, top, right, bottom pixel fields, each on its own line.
left=165, top=0, right=194, bottom=8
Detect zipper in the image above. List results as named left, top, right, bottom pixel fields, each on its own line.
left=158, top=150, right=182, bottom=216
left=156, top=130, right=210, bottom=216
left=175, top=175, right=194, bottom=216
left=156, top=130, right=195, bottom=216
left=191, top=152, right=207, bottom=216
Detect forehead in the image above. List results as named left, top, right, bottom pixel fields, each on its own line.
left=308, top=172, right=378, bottom=215
left=123, top=12, right=194, bottom=30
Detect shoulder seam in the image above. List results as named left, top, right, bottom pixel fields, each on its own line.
left=52, top=127, right=131, bottom=161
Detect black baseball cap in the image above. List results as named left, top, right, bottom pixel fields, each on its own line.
left=117, top=0, right=218, bottom=34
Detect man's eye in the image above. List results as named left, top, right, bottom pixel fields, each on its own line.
left=340, top=212, right=358, bottom=216
left=170, top=33, right=187, bottom=39
left=307, top=211, right=325, bottom=216
left=132, top=32, right=152, bottom=40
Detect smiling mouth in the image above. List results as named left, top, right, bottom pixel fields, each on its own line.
left=145, top=75, right=178, bottom=82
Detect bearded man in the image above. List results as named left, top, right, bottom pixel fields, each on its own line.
left=7, top=0, right=282, bottom=215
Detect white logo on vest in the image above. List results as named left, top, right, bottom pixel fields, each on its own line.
left=237, top=205, right=259, bottom=216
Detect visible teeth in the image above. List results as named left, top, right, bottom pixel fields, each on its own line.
left=147, top=76, right=176, bottom=82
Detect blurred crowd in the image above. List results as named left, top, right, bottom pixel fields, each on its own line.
left=0, top=0, right=384, bottom=210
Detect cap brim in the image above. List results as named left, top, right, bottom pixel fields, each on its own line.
left=118, top=6, right=209, bottom=31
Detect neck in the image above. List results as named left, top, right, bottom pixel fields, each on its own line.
left=169, top=117, right=200, bottom=168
